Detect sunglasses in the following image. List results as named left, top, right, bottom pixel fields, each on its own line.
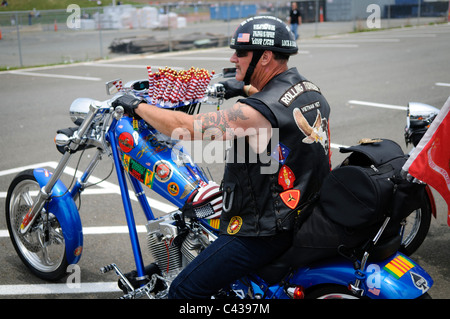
left=235, top=50, right=249, bottom=58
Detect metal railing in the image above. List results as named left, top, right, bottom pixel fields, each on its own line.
left=0, top=1, right=448, bottom=69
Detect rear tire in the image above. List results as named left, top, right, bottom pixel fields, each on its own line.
left=5, top=170, right=69, bottom=281
left=399, top=190, right=432, bottom=256
left=306, top=285, right=432, bottom=299
left=305, top=285, right=363, bottom=299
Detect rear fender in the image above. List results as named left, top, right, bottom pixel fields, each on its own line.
left=33, top=168, right=83, bottom=265
left=289, top=253, right=433, bottom=299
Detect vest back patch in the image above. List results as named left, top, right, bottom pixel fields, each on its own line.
left=279, top=80, right=321, bottom=107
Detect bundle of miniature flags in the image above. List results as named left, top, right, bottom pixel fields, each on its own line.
left=145, top=66, right=214, bottom=108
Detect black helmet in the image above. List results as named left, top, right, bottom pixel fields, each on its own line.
left=230, top=15, right=298, bottom=55
left=230, top=16, right=297, bottom=84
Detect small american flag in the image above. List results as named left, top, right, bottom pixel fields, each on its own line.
left=237, top=33, right=250, bottom=42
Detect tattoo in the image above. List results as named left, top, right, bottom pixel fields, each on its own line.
left=225, top=104, right=250, bottom=122
left=193, top=103, right=250, bottom=140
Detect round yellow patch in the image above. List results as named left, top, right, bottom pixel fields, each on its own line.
left=227, top=216, right=243, bottom=235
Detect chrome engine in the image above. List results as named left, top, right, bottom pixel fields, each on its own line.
left=180, top=228, right=211, bottom=265
left=102, top=212, right=214, bottom=298
left=146, top=212, right=212, bottom=280
left=147, top=223, right=182, bottom=278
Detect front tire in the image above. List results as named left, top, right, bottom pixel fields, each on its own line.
left=5, top=170, right=69, bottom=281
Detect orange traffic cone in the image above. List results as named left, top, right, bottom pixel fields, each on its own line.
left=54, top=20, right=57, bottom=31
left=320, top=6, right=324, bottom=23
left=0, top=29, right=2, bottom=40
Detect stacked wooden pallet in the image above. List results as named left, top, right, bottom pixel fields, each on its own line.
left=109, top=32, right=229, bottom=54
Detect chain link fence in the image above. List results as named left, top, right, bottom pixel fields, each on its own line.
left=0, top=1, right=448, bottom=69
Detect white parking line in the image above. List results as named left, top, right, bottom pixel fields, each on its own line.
left=0, top=162, right=177, bottom=213
left=436, top=82, right=450, bottom=87
left=0, top=282, right=119, bottom=295
left=87, top=62, right=184, bottom=70
left=348, top=100, right=407, bottom=111
left=301, top=43, right=359, bottom=48
left=82, top=225, right=147, bottom=235
left=8, top=70, right=102, bottom=81
left=0, top=225, right=147, bottom=238
left=147, top=56, right=231, bottom=61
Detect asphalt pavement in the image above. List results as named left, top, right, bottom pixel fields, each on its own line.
left=0, top=22, right=449, bottom=299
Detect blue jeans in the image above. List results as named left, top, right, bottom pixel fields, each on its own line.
left=168, top=233, right=292, bottom=299
left=291, top=23, right=299, bottom=40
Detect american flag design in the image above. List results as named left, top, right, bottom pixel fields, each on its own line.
left=237, top=33, right=250, bottom=43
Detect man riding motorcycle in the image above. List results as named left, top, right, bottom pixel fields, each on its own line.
left=113, top=15, right=332, bottom=298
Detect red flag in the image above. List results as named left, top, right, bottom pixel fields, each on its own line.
left=402, top=97, right=450, bottom=226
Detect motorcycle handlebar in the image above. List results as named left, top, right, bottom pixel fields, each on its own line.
left=205, top=83, right=226, bottom=99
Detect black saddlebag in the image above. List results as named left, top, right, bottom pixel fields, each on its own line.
left=320, top=138, right=426, bottom=229
left=257, top=139, right=426, bottom=285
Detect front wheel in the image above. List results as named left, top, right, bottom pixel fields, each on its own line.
left=5, top=170, right=69, bottom=281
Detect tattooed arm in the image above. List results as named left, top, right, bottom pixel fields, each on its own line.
left=193, top=102, right=271, bottom=141
left=135, top=101, right=271, bottom=143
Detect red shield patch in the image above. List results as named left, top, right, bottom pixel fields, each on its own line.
left=278, top=165, right=295, bottom=190
left=280, top=189, right=300, bottom=209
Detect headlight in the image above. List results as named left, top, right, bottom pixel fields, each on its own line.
left=405, top=102, right=440, bottom=146
left=407, top=102, right=439, bottom=130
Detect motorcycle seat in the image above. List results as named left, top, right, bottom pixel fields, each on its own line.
left=256, top=234, right=401, bottom=287
left=358, top=234, right=402, bottom=261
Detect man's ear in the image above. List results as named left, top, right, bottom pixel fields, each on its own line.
left=260, top=50, right=273, bottom=66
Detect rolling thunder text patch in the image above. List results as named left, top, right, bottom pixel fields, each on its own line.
left=279, top=81, right=321, bottom=108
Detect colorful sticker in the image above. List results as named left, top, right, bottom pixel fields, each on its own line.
left=180, top=182, right=197, bottom=200
left=383, top=255, right=415, bottom=280
left=136, top=133, right=169, bottom=159
left=153, top=160, right=172, bottom=182
left=227, top=216, right=243, bottom=235
left=144, top=170, right=154, bottom=188
left=167, top=182, right=179, bottom=196
left=410, top=272, right=429, bottom=292
left=74, top=246, right=83, bottom=257
left=278, top=165, right=295, bottom=190
left=206, top=218, right=220, bottom=230
left=20, top=211, right=33, bottom=230
left=368, top=287, right=380, bottom=296
left=271, top=142, right=290, bottom=164
left=280, top=189, right=300, bottom=209
left=118, top=132, right=134, bottom=153
left=237, top=33, right=250, bottom=42
left=122, top=154, right=154, bottom=188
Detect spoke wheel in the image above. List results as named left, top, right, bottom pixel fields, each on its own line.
left=399, top=191, right=432, bottom=256
left=5, top=170, right=68, bottom=281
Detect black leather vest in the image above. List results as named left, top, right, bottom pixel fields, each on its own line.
left=220, top=68, right=331, bottom=236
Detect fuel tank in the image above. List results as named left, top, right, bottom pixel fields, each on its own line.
left=114, top=116, right=208, bottom=208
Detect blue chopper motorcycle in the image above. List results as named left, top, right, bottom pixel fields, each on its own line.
left=5, top=68, right=433, bottom=299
